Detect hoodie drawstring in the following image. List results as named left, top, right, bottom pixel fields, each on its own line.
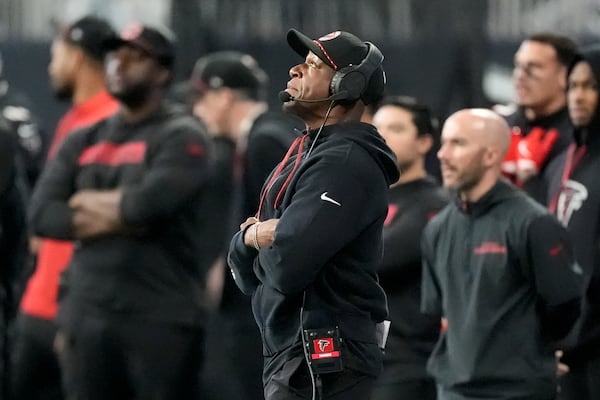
left=257, top=134, right=308, bottom=218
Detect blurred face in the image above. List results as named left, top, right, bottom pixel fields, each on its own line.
left=568, top=61, right=598, bottom=128
left=283, top=51, right=335, bottom=114
left=48, top=39, right=80, bottom=100
left=105, top=45, right=167, bottom=108
left=373, top=105, right=430, bottom=170
left=513, top=40, right=567, bottom=111
left=437, top=118, right=487, bottom=192
left=192, top=89, right=231, bottom=135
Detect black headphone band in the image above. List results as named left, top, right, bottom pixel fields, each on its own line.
left=354, top=42, right=383, bottom=81
left=330, top=42, right=384, bottom=102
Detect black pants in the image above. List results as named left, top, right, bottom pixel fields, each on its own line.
left=60, top=312, right=204, bottom=400
left=371, top=379, right=437, bottom=400
left=11, top=313, right=64, bottom=400
left=264, top=356, right=376, bottom=400
left=558, top=356, right=600, bottom=400
left=202, top=312, right=263, bottom=400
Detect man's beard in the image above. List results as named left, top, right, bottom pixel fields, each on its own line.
left=110, top=80, right=153, bottom=109
left=53, top=84, right=73, bottom=102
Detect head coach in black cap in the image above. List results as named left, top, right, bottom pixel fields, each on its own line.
left=228, top=29, right=399, bottom=400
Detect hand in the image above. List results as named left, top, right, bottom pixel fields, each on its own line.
left=29, top=236, right=41, bottom=254
left=516, top=127, right=558, bottom=182
left=501, top=127, right=522, bottom=179
left=69, top=189, right=124, bottom=239
left=240, top=217, right=259, bottom=232
left=243, top=218, right=278, bottom=250
left=555, top=350, right=570, bottom=377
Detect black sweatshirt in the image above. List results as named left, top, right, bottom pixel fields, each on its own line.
left=377, top=176, right=448, bottom=383
left=29, top=103, right=214, bottom=327
left=422, top=180, right=583, bottom=399
left=506, top=107, right=574, bottom=202
left=228, top=122, right=399, bottom=380
left=543, top=46, right=600, bottom=366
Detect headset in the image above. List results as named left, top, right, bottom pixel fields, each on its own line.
left=329, top=41, right=384, bottom=103
left=279, top=41, right=384, bottom=104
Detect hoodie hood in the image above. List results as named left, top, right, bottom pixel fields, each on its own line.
left=568, top=45, right=600, bottom=147
left=312, top=121, right=400, bottom=185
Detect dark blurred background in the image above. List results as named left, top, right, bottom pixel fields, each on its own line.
left=1, top=0, right=599, bottom=138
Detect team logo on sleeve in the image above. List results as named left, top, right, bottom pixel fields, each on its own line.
left=556, top=180, right=588, bottom=227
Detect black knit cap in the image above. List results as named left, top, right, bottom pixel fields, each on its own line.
left=286, top=29, right=385, bottom=104
left=58, top=16, right=117, bottom=62
left=190, top=51, right=268, bottom=101
left=102, top=22, right=175, bottom=69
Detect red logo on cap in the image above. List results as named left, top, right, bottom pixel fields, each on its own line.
left=121, top=22, right=143, bottom=40
left=318, top=31, right=341, bottom=41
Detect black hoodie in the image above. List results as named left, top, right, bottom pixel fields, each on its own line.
left=544, top=46, right=600, bottom=366
left=227, top=121, right=399, bottom=380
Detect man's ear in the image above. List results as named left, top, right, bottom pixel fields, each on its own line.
left=156, top=67, right=172, bottom=87
left=417, top=134, right=434, bottom=155
left=558, top=65, right=568, bottom=91
left=483, top=146, right=502, bottom=168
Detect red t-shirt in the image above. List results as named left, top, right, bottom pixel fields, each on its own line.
left=20, top=90, right=119, bottom=319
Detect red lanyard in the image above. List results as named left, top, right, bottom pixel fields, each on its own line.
left=256, top=134, right=307, bottom=218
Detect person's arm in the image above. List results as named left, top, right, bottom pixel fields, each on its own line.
left=28, top=132, right=83, bottom=240
left=254, top=159, right=376, bottom=295
left=119, top=124, right=212, bottom=226
left=527, top=214, right=584, bottom=340
left=420, top=222, right=443, bottom=317
left=227, top=217, right=261, bottom=295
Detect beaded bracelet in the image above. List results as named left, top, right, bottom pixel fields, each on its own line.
left=252, top=222, right=261, bottom=251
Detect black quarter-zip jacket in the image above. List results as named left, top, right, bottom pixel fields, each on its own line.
left=29, top=103, right=215, bottom=327
left=421, top=180, right=583, bottom=399
left=543, top=46, right=600, bottom=366
left=228, top=121, right=399, bottom=380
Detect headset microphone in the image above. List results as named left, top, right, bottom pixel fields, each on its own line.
left=278, top=90, right=348, bottom=103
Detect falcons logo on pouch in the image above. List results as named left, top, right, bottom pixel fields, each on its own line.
left=314, top=338, right=334, bottom=353
left=556, top=180, right=588, bottom=227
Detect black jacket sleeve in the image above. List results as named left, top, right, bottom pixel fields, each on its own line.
left=420, top=221, right=443, bottom=317
left=527, top=214, right=584, bottom=340
left=227, top=229, right=260, bottom=295
left=28, top=131, right=83, bottom=240
left=120, top=125, right=212, bottom=226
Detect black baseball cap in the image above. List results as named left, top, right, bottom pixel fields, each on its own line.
left=57, top=16, right=117, bottom=62
left=103, top=22, right=175, bottom=69
left=190, top=51, right=268, bottom=101
left=286, top=29, right=385, bottom=104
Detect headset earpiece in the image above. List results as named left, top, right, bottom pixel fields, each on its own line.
left=329, top=42, right=384, bottom=103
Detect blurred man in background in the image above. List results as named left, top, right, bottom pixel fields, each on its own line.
left=423, top=108, right=583, bottom=400
left=12, top=15, right=118, bottom=400
left=190, top=50, right=300, bottom=400
left=500, top=33, right=578, bottom=200
left=0, top=50, right=44, bottom=193
left=371, top=96, right=448, bottom=400
left=543, top=46, right=600, bottom=400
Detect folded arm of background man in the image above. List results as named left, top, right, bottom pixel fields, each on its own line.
left=29, top=124, right=211, bottom=241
